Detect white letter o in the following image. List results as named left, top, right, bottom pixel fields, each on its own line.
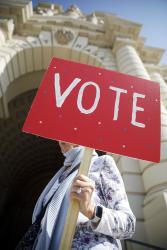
left=77, top=81, right=100, bottom=114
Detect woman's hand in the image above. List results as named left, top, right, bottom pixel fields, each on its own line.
left=70, top=175, right=96, bottom=219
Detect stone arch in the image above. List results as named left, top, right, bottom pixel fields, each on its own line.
left=0, top=37, right=109, bottom=249
left=0, top=33, right=117, bottom=118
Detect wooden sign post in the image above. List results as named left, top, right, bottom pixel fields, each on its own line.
left=59, top=147, right=93, bottom=250
left=22, top=57, right=160, bottom=249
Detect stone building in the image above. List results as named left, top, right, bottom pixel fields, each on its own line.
left=0, top=1, right=167, bottom=249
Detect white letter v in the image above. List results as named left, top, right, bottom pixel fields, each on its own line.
left=54, top=73, right=81, bottom=107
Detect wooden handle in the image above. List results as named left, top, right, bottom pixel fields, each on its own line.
left=59, top=147, right=94, bottom=250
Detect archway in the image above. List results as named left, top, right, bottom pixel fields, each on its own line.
left=0, top=87, right=65, bottom=249
left=0, top=37, right=108, bottom=248
left=0, top=73, right=105, bottom=249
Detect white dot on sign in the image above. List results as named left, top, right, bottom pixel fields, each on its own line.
left=98, top=72, right=102, bottom=75
left=98, top=121, right=102, bottom=125
left=39, top=120, right=43, bottom=124
left=54, top=66, right=56, bottom=69
left=130, top=85, right=134, bottom=89
left=122, top=145, right=126, bottom=148
left=155, top=99, right=158, bottom=102
left=74, top=127, right=78, bottom=131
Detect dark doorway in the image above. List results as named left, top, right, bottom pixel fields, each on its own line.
left=0, top=89, right=106, bottom=249
left=0, top=90, right=65, bottom=249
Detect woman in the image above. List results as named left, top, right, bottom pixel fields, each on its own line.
left=32, top=142, right=135, bottom=249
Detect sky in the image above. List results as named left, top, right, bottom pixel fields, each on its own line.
left=33, top=0, right=167, bottom=65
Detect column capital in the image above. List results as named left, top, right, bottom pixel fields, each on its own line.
left=112, top=36, right=137, bottom=54
left=114, top=37, right=150, bottom=80
left=160, top=65, right=167, bottom=82
left=145, top=64, right=162, bottom=75
left=145, top=65, right=167, bottom=84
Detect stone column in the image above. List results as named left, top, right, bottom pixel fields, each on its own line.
left=115, top=42, right=167, bottom=248
left=115, top=44, right=150, bottom=80
left=150, top=71, right=167, bottom=110
left=114, top=42, right=150, bottom=243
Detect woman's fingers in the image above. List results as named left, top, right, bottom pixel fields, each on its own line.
left=70, top=175, right=96, bottom=219
left=72, top=175, right=95, bottom=189
left=73, top=180, right=95, bottom=190
left=71, top=186, right=94, bottom=196
left=74, top=174, right=92, bottom=182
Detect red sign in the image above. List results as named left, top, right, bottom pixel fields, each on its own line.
left=23, top=57, right=160, bottom=162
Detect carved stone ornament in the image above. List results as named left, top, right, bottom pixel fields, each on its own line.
left=7, top=19, right=14, bottom=40
left=65, top=4, right=84, bottom=19
left=0, top=29, right=6, bottom=45
left=36, top=7, right=58, bottom=16
left=55, top=29, right=74, bottom=45
left=0, top=18, right=14, bottom=41
left=87, top=13, right=98, bottom=25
